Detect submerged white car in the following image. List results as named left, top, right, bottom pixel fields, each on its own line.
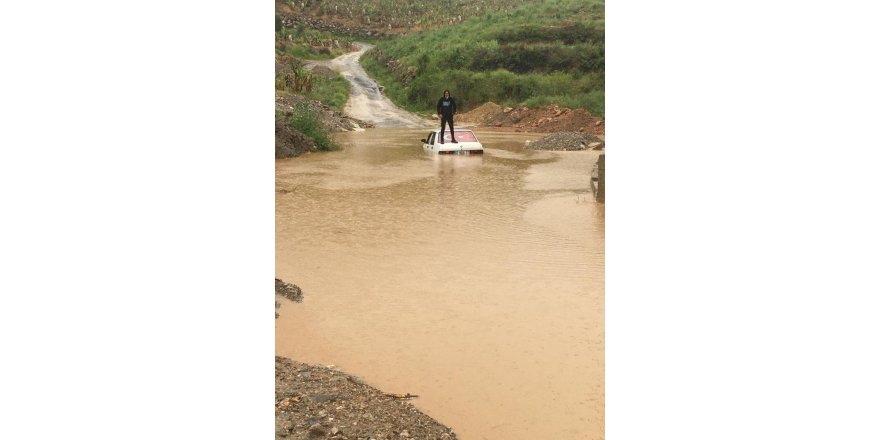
left=420, top=129, right=484, bottom=155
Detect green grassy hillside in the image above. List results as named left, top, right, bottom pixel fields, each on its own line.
left=361, top=0, right=604, bottom=116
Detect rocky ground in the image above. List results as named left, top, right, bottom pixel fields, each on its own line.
left=276, top=358, right=458, bottom=440
left=275, top=278, right=303, bottom=317
left=455, top=102, right=605, bottom=136
left=526, top=132, right=606, bottom=151
left=276, top=94, right=374, bottom=132
left=276, top=279, right=458, bottom=439
left=275, top=94, right=374, bottom=159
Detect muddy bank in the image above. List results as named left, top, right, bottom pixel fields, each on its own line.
left=276, top=357, right=458, bottom=440
left=276, top=94, right=374, bottom=132
left=276, top=279, right=458, bottom=439
left=456, top=102, right=605, bottom=136
left=275, top=115, right=316, bottom=159
left=275, top=94, right=375, bottom=159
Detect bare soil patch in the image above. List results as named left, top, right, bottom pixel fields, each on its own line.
left=309, top=65, right=338, bottom=78
left=457, top=102, right=605, bottom=136
left=454, top=102, right=503, bottom=125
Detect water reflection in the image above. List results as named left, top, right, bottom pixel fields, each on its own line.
left=432, top=154, right=483, bottom=176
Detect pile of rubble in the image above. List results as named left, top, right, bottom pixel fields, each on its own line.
left=456, top=102, right=605, bottom=135
left=526, top=132, right=605, bottom=151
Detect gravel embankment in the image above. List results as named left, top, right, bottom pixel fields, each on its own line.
left=276, top=357, right=458, bottom=440
left=275, top=279, right=458, bottom=439
left=526, top=131, right=605, bottom=151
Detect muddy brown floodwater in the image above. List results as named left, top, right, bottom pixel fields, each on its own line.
left=276, top=128, right=604, bottom=440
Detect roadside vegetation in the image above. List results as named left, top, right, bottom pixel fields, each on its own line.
left=360, top=0, right=605, bottom=116
left=275, top=65, right=350, bottom=112
left=276, top=16, right=351, bottom=112
left=308, top=74, right=349, bottom=111
left=279, top=104, right=340, bottom=151
left=275, top=14, right=348, bottom=153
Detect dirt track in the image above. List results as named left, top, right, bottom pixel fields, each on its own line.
left=308, top=43, right=433, bottom=128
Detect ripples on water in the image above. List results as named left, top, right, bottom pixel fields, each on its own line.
left=276, top=128, right=604, bottom=440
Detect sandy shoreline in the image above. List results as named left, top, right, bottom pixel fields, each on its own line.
left=275, top=356, right=457, bottom=440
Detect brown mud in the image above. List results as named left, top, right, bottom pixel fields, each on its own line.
left=455, top=102, right=605, bottom=136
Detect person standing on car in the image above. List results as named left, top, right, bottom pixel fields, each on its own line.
left=436, top=89, right=457, bottom=144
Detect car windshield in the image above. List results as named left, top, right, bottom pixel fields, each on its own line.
left=438, top=131, right=478, bottom=142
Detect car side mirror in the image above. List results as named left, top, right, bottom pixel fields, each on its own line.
left=420, top=139, right=426, bottom=143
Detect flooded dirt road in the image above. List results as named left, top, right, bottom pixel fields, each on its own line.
left=276, top=129, right=604, bottom=440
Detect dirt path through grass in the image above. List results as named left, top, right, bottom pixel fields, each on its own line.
left=308, top=43, right=433, bottom=128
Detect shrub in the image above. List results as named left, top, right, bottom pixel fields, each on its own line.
left=308, top=74, right=350, bottom=112
left=286, top=105, right=340, bottom=152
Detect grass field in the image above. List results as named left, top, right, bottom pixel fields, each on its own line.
left=361, top=0, right=604, bottom=115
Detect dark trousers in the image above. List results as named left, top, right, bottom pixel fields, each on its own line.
left=440, top=115, right=455, bottom=142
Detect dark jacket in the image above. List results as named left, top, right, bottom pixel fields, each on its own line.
left=437, top=96, right=457, bottom=117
